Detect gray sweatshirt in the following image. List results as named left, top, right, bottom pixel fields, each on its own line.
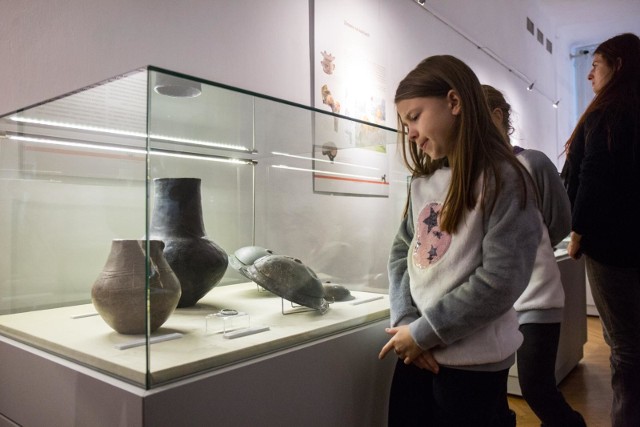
left=388, top=162, right=542, bottom=371
left=514, top=148, right=571, bottom=324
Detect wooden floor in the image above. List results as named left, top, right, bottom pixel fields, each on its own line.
left=508, top=316, right=612, bottom=426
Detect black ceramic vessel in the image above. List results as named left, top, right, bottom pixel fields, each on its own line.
left=150, top=178, right=228, bottom=307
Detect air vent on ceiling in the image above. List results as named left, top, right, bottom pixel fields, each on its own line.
left=526, top=17, right=552, bottom=54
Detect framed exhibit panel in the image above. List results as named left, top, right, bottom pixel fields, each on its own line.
left=312, top=0, right=392, bottom=197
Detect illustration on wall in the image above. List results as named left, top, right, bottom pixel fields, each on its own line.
left=321, top=84, right=341, bottom=114
left=321, top=142, right=338, bottom=162
left=320, top=50, right=336, bottom=75
left=313, top=0, right=391, bottom=197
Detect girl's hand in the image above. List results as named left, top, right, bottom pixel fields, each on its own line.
left=412, top=350, right=439, bottom=373
left=379, top=325, right=440, bottom=373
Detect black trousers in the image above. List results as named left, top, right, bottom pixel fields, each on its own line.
left=388, top=360, right=510, bottom=427
left=517, top=322, right=585, bottom=427
left=586, top=256, right=640, bottom=427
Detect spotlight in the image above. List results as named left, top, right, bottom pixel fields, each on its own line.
left=527, top=82, right=535, bottom=91
left=154, top=74, right=202, bottom=98
left=417, top=0, right=425, bottom=4
left=553, top=99, right=560, bottom=108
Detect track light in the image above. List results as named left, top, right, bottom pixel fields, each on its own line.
left=417, top=0, right=425, bottom=4
left=527, top=82, right=535, bottom=91
left=553, top=99, right=560, bottom=108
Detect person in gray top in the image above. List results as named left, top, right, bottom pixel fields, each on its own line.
left=485, top=84, right=586, bottom=427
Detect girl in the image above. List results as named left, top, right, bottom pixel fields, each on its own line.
left=379, top=55, right=542, bottom=426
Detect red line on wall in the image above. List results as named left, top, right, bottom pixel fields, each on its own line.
left=313, top=174, right=389, bottom=185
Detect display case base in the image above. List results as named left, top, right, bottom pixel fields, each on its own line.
left=0, top=318, right=396, bottom=427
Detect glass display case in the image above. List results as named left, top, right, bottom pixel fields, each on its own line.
left=0, top=67, right=404, bottom=389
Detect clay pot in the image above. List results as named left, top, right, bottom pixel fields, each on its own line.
left=149, top=178, right=228, bottom=307
left=92, top=239, right=181, bottom=334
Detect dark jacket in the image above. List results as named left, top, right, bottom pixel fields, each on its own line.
left=564, top=109, right=640, bottom=267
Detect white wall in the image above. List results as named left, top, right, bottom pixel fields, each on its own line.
left=0, top=0, right=311, bottom=115
left=2, top=0, right=560, bottom=163
left=404, top=0, right=561, bottom=164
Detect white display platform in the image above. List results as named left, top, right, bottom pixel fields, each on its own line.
left=0, top=283, right=389, bottom=386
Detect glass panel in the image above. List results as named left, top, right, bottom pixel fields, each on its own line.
left=148, top=71, right=256, bottom=155
left=147, top=70, right=257, bottom=289
left=0, top=67, right=401, bottom=389
left=254, top=98, right=398, bottom=290
left=0, top=69, right=150, bottom=384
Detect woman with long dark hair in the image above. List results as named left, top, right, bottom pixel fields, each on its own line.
left=563, top=32, right=640, bottom=427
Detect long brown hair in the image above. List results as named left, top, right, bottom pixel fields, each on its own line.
left=482, top=84, right=514, bottom=138
left=395, top=55, right=530, bottom=233
left=565, top=33, right=640, bottom=155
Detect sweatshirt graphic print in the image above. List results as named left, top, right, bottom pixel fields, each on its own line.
left=413, top=203, right=451, bottom=268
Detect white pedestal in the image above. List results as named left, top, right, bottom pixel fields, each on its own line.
left=0, top=318, right=396, bottom=427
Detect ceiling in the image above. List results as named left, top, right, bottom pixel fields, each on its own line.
left=539, top=0, right=640, bottom=48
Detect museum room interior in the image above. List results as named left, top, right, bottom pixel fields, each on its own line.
left=1, top=1, right=638, bottom=426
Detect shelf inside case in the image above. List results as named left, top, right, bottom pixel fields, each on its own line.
left=0, top=283, right=389, bottom=386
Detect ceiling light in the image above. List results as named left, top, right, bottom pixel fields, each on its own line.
left=154, top=74, right=202, bottom=98
left=272, top=165, right=385, bottom=182
left=9, top=116, right=251, bottom=152
left=3, top=132, right=253, bottom=165
left=271, top=151, right=380, bottom=171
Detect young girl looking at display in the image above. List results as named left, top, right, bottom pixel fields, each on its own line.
left=484, top=84, right=586, bottom=427
left=378, top=55, right=542, bottom=427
